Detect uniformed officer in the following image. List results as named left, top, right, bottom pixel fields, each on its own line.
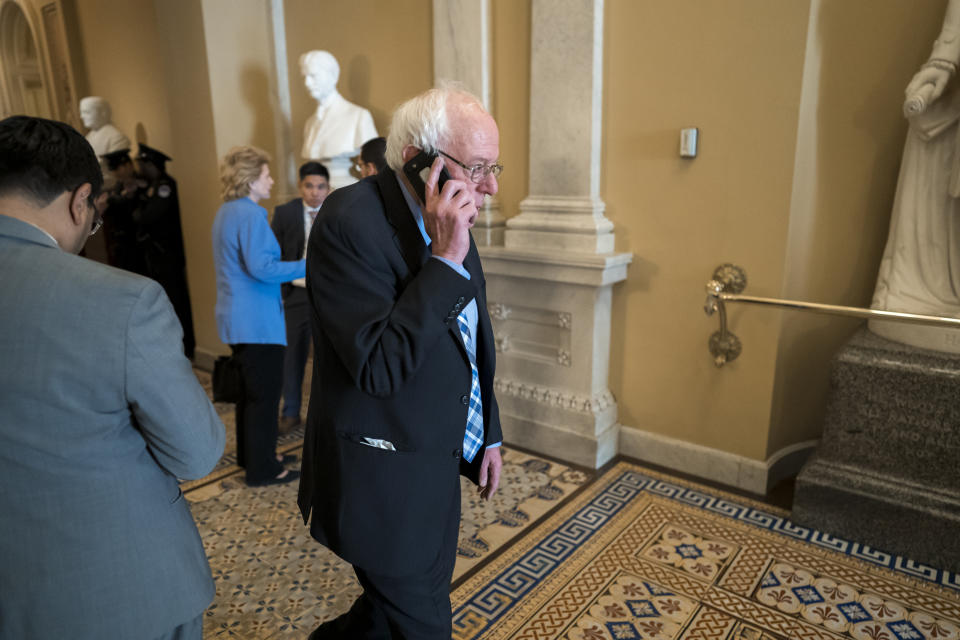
left=134, top=143, right=195, bottom=359
left=100, top=149, right=147, bottom=276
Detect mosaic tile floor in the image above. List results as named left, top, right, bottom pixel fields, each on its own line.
left=181, top=369, right=309, bottom=494
left=187, top=446, right=590, bottom=638
left=451, top=461, right=960, bottom=640
left=185, top=370, right=958, bottom=638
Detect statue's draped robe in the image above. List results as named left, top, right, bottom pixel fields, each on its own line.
left=873, top=5, right=960, bottom=318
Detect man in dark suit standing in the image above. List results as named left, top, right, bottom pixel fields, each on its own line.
left=271, top=162, right=329, bottom=432
left=298, top=87, right=504, bottom=639
left=356, top=136, right=387, bottom=178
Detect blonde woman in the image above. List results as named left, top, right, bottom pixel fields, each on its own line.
left=212, top=146, right=304, bottom=486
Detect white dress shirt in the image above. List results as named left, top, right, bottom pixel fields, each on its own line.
left=291, top=203, right=320, bottom=288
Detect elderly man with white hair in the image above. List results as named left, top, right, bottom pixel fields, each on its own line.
left=297, top=85, right=505, bottom=638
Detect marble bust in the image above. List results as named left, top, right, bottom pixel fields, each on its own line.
left=300, top=50, right=377, bottom=188
left=80, top=96, right=130, bottom=187
left=80, top=96, right=130, bottom=164
left=869, top=0, right=960, bottom=353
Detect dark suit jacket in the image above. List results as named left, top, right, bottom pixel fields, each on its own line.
left=272, top=197, right=307, bottom=298
left=297, top=170, right=502, bottom=577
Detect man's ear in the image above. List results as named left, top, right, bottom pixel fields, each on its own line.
left=400, top=145, right=420, bottom=164
left=68, top=183, right=93, bottom=226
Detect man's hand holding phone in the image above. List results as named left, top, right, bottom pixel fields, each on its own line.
left=422, top=156, right=475, bottom=265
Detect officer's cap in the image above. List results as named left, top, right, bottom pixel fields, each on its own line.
left=101, top=149, right=131, bottom=171
left=136, top=143, right=172, bottom=167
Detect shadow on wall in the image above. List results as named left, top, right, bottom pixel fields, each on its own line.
left=135, top=123, right=147, bottom=146
left=346, top=54, right=388, bottom=132
left=240, top=63, right=276, bottom=156
left=766, top=0, right=941, bottom=456
left=813, top=0, right=927, bottom=304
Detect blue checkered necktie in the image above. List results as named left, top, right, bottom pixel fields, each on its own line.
left=456, top=313, right=484, bottom=462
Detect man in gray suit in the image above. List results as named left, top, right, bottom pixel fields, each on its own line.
left=0, top=116, right=225, bottom=639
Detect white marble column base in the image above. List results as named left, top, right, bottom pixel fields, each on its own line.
left=507, top=195, right=616, bottom=252
left=507, top=414, right=620, bottom=469
left=481, top=247, right=630, bottom=469
left=472, top=198, right=506, bottom=247
left=506, top=229, right=614, bottom=253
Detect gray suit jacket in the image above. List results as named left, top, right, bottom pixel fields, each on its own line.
left=0, top=214, right=225, bottom=639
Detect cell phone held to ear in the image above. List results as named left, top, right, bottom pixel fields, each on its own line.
left=402, top=150, right=450, bottom=204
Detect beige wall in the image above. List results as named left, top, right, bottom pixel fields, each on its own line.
left=153, top=0, right=223, bottom=356
left=605, top=0, right=949, bottom=463
left=201, top=0, right=279, bottom=172
left=68, top=0, right=224, bottom=355
left=491, top=0, right=531, bottom=221
left=605, top=0, right=811, bottom=461
left=70, top=0, right=172, bottom=156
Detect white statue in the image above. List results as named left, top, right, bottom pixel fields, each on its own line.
left=300, top=50, right=377, bottom=189
left=79, top=96, right=130, bottom=187
left=869, top=0, right=960, bottom=353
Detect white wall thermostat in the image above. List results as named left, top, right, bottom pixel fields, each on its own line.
left=680, top=128, right=699, bottom=158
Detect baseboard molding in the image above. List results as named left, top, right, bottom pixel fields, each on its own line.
left=193, top=346, right=222, bottom=373
left=619, top=425, right=817, bottom=495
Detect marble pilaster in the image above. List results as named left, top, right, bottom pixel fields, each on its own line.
left=508, top=0, right=614, bottom=251
left=481, top=0, right=631, bottom=469
left=432, top=0, right=505, bottom=246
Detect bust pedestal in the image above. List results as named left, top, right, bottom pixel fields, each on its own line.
left=322, top=155, right=357, bottom=191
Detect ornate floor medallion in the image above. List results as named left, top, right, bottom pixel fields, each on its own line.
left=451, top=462, right=959, bottom=640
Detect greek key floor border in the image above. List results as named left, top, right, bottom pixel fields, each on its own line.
left=451, top=460, right=958, bottom=640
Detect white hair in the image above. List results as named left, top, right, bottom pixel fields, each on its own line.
left=299, top=50, right=340, bottom=84
left=385, top=85, right=486, bottom=171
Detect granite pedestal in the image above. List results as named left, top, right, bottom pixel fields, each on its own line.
left=792, top=327, right=960, bottom=573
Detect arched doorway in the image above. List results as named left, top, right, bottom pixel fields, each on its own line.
left=0, top=1, right=51, bottom=118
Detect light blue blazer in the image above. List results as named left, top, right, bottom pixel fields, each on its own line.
left=212, top=197, right=306, bottom=345
left=0, top=214, right=225, bottom=638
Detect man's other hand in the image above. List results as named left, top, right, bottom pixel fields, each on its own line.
left=478, top=446, right=502, bottom=501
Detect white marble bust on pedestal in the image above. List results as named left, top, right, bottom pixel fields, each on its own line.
left=869, top=0, right=960, bottom=353
left=80, top=96, right=130, bottom=183
left=299, top=50, right=378, bottom=189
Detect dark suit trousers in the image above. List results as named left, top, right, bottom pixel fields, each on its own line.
left=231, top=343, right=284, bottom=483
left=281, top=287, right=311, bottom=418
left=309, top=474, right=461, bottom=639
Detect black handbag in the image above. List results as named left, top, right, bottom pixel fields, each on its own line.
left=212, top=355, right=243, bottom=403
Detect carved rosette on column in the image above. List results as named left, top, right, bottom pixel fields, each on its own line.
left=477, top=0, right=631, bottom=469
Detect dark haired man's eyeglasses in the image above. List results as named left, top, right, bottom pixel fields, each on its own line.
left=89, top=213, right=104, bottom=237
left=88, top=195, right=104, bottom=237
left=437, top=150, right=503, bottom=184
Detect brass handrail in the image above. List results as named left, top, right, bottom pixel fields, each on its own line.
left=703, top=264, right=960, bottom=367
